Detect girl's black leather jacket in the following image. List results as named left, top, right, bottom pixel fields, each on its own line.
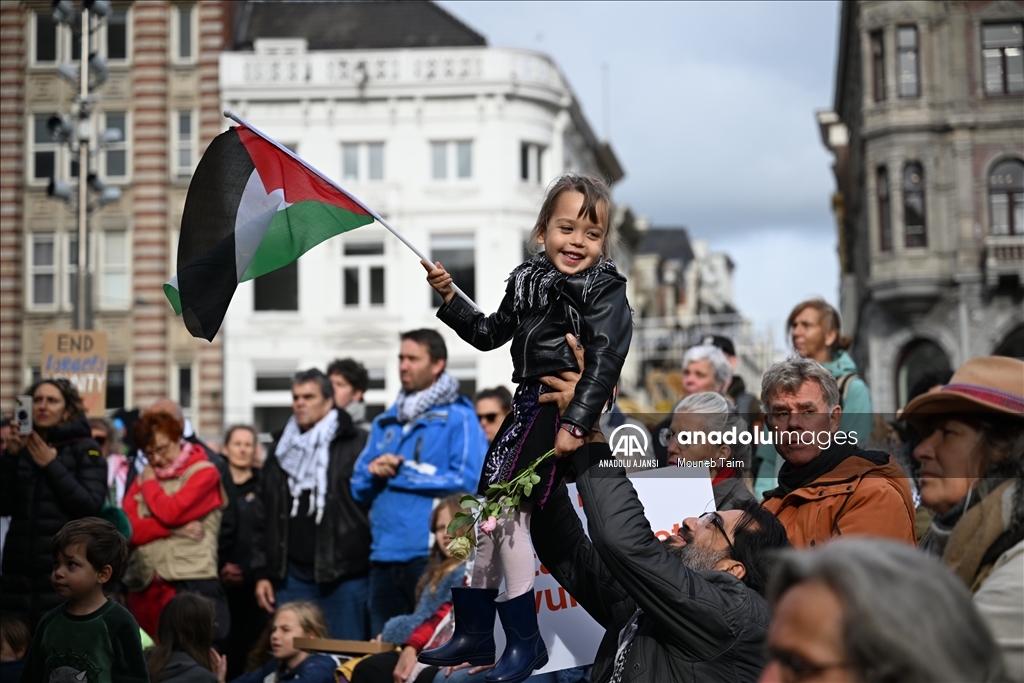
left=437, top=267, right=632, bottom=433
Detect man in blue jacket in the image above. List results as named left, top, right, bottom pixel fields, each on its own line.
left=351, top=329, right=487, bottom=635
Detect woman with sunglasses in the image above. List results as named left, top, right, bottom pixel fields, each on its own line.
left=473, top=387, right=512, bottom=444
left=1, top=378, right=107, bottom=629
left=122, top=410, right=228, bottom=640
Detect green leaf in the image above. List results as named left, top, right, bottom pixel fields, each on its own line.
left=460, top=495, right=481, bottom=509
left=523, top=483, right=533, bottom=497
left=530, top=474, right=541, bottom=485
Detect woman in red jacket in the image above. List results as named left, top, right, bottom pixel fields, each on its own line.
left=123, top=411, right=227, bottom=640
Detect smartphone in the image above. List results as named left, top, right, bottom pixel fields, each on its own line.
left=15, top=395, right=32, bottom=435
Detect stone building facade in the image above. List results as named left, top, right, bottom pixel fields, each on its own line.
left=819, top=0, right=1024, bottom=412
left=0, top=0, right=231, bottom=438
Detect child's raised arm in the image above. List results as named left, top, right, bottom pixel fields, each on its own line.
left=421, top=260, right=455, bottom=304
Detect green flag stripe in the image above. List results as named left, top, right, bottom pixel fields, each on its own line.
left=163, top=280, right=183, bottom=315
left=241, top=200, right=376, bottom=281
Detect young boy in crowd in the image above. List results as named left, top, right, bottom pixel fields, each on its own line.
left=20, top=517, right=148, bottom=682
left=0, top=615, right=30, bottom=683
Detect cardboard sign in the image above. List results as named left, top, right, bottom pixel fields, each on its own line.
left=41, top=330, right=109, bottom=417
left=490, top=468, right=716, bottom=673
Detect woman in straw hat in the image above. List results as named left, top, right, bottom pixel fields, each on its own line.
left=901, top=355, right=1024, bottom=681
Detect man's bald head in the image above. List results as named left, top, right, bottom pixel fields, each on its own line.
left=147, top=398, right=183, bottom=423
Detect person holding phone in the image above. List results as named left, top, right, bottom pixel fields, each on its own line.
left=1, top=379, right=107, bottom=629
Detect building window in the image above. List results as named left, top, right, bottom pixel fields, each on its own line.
left=102, top=112, right=127, bottom=179
left=870, top=30, right=886, bottom=102
left=32, top=115, right=58, bottom=181
left=172, top=4, right=196, bottom=62
left=341, top=142, right=384, bottom=182
left=67, top=235, right=79, bottom=310
left=107, top=365, right=125, bottom=410
left=983, top=23, right=1024, bottom=96
left=34, top=10, right=57, bottom=63
left=342, top=241, right=386, bottom=308
left=106, top=11, right=128, bottom=61
left=447, top=363, right=477, bottom=401
left=254, top=261, right=298, bottom=311
left=896, top=339, right=951, bottom=408
left=430, top=235, right=475, bottom=306
left=521, top=142, right=545, bottom=184
left=989, top=159, right=1024, bottom=236
left=897, top=26, right=920, bottom=98
left=255, top=373, right=293, bottom=391
left=30, top=233, right=57, bottom=307
left=431, top=141, right=473, bottom=180
left=172, top=110, right=196, bottom=178
left=178, top=364, right=193, bottom=409
left=877, top=166, right=891, bottom=251
left=904, top=163, right=927, bottom=248
left=98, top=230, right=129, bottom=308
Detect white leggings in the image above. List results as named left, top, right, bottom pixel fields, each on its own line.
left=471, top=502, right=536, bottom=599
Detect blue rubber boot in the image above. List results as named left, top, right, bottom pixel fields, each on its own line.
left=418, top=587, right=498, bottom=667
left=485, top=590, right=548, bottom=683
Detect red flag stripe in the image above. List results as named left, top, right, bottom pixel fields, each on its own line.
left=237, top=126, right=371, bottom=215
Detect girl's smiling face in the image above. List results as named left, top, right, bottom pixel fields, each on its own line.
left=537, top=190, right=607, bottom=275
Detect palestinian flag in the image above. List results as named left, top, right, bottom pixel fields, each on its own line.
left=164, top=125, right=376, bottom=341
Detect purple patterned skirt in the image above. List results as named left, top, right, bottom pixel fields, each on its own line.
left=478, top=381, right=568, bottom=508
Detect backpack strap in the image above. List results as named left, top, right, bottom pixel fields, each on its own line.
left=837, top=373, right=859, bottom=407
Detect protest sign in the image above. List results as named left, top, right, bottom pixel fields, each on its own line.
left=489, top=467, right=716, bottom=673
left=41, top=330, right=109, bottom=417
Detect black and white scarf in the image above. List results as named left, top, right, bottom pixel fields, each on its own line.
left=275, top=410, right=338, bottom=524
left=396, top=371, right=461, bottom=424
left=508, top=253, right=618, bottom=314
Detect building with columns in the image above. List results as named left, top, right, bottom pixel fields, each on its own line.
left=219, top=1, right=625, bottom=434
left=818, top=0, right=1023, bottom=412
left=1, top=0, right=232, bottom=437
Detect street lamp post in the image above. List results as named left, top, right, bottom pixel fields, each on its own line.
left=76, top=5, right=89, bottom=330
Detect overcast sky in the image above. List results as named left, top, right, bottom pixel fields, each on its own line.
left=438, top=0, right=842, bottom=347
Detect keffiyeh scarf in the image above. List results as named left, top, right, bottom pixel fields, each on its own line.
left=508, top=253, right=617, bottom=314
left=275, top=410, right=339, bottom=524
left=396, top=371, right=461, bottom=424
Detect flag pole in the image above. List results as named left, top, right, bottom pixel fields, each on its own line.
left=223, top=110, right=483, bottom=312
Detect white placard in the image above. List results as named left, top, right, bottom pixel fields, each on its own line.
left=489, top=467, right=716, bottom=674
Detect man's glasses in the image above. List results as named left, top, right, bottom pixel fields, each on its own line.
left=477, top=413, right=499, bottom=424
left=658, top=427, right=674, bottom=448
left=765, top=647, right=849, bottom=683
left=698, top=511, right=736, bottom=558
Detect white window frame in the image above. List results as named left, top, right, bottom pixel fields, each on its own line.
left=97, top=229, right=130, bottom=310
left=29, top=113, right=65, bottom=185
left=341, top=142, right=385, bottom=182
left=172, top=362, right=197, bottom=423
left=430, top=140, right=473, bottom=181
left=171, top=109, right=198, bottom=179
left=29, top=9, right=59, bottom=66
left=169, top=3, right=199, bottom=65
left=28, top=232, right=58, bottom=311
left=520, top=142, right=545, bottom=185
left=341, top=239, right=387, bottom=310
left=99, top=7, right=131, bottom=63
left=100, top=110, right=130, bottom=182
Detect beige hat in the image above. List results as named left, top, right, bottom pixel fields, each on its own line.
left=901, top=356, right=1024, bottom=426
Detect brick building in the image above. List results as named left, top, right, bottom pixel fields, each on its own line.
left=0, top=1, right=233, bottom=438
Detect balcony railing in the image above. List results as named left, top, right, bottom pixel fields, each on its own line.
left=985, top=234, right=1024, bottom=287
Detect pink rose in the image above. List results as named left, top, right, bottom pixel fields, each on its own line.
left=480, top=516, right=498, bottom=534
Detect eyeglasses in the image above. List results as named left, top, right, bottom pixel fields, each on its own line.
left=477, top=413, right=499, bottom=424
left=144, top=441, right=172, bottom=459
left=698, top=511, right=735, bottom=558
left=658, top=427, right=675, bottom=448
left=765, top=646, right=850, bottom=683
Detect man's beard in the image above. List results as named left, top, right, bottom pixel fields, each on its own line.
left=666, top=538, right=729, bottom=571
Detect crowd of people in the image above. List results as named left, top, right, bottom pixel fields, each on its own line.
left=0, top=172, right=1020, bottom=683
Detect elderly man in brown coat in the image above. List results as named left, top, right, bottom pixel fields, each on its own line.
left=759, top=357, right=915, bottom=547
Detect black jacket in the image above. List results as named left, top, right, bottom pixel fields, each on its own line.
left=437, top=267, right=632, bottom=433
left=532, top=444, right=772, bottom=683
left=251, top=408, right=372, bottom=585
left=0, top=418, right=107, bottom=627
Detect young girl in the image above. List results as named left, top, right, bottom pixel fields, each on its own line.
left=147, top=593, right=227, bottom=683
left=351, top=494, right=469, bottom=683
left=419, top=174, right=632, bottom=683
left=230, top=601, right=336, bottom=683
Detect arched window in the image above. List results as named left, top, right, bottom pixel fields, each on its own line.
left=989, top=159, right=1023, bottom=236
left=904, top=163, right=927, bottom=248
left=896, top=339, right=951, bottom=409
left=877, top=166, right=891, bottom=251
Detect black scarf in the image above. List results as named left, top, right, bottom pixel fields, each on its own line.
left=508, top=253, right=618, bottom=314
left=767, top=442, right=887, bottom=498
